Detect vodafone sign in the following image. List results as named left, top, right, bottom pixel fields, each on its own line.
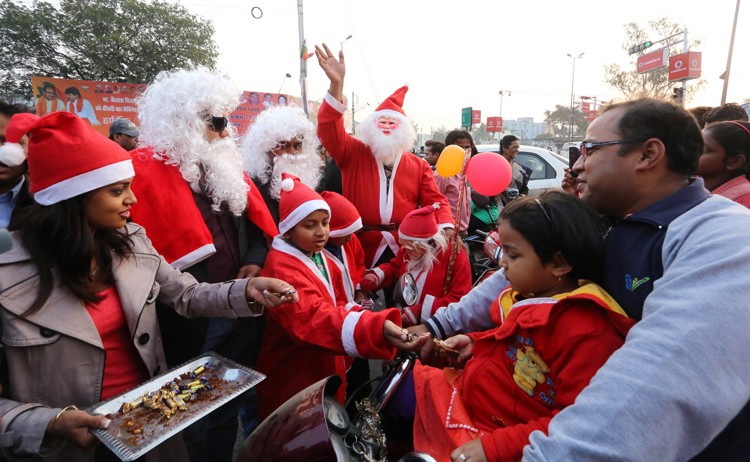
left=637, top=48, right=669, bottom=74
left=472, top=110, right=481, bottom=124
left=669, top=51, right=702, bottom=82
left=487, top=116, right=503, bottom=132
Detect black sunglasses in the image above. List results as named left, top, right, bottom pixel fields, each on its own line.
left=204, top=115, right=229, bottom=133
left=580, top=140, right=641, bottom=159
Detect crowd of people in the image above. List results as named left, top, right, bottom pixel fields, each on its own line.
left=0, top=41, right=748, bottom=462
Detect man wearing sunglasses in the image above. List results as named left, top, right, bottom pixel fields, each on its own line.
left=127, top=68, right=278, bottom=462
left=522, top=99, right=750, bottom=461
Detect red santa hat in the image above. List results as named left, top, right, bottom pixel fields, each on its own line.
left=398, top=203, right=440, bottom=241
left=321, top=191, right=362, bottom=238
left=373, top=86, right=408, bottom=118
left=278, top=172, right=330, bottom=235
left=1, top=111, right=133, bottom=205
left=0, top=112, right=37, bottom=167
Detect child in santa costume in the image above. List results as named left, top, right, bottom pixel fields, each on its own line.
left=412, top=191, right=634, bottom=462
left=360, top=204, right=472, bottom=327
left=320, top=191, right=366, bottom=305
left=255, top=173, right=409, bottom=421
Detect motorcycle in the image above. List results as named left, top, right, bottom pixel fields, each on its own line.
left=235, top=352, right=434, bottom=462
left=464, top=229, right=501, bottom=286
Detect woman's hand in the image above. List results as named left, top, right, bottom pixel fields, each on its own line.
left=245, top=277, right=298, bottom=307
left=451, top=438, right=488, bottom=462
left=46, top=410, right=110, bottom=449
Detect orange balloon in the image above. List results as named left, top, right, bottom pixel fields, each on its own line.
left=435, top=144, right=467, bottom=178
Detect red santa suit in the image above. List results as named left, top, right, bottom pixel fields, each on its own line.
left=129, top=147, right=277, bottom=269
left=324, top=235, right=365, bottom=303
left=371, top=245, right=471, bottom=326
left=317, top=90, right=453, bottom=267
left=255, top=174, right=401, bottom=421
left=412, top=283, right=634, bottom=462
left=256, top=237, right=401, bottom=420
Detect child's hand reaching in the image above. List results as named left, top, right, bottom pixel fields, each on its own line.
left=360, top=271, right=380, bottom=293
left=442, top=334, right=474, bottom=367
left=451, top=439, right=488, bottom=462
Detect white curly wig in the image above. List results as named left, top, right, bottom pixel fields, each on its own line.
left=241, top=105, right=322, bottom=200
left=136, top=68, right=249, bottom=215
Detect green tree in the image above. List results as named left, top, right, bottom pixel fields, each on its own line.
left=471, top=123, right=492, bottom=144
left=544, top=105, right=588, bottom=140
left=604, top=17, right=703, bottom=101
left=430, top=125, right=452, bottom=143
left=0, top=0, right=218, bottom=99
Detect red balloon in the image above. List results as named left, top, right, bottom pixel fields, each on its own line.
left=466, top=152, right=512, bottom=196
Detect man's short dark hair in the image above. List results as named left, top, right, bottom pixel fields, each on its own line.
left=424, top=139, right=439, bottom=148
left=42, top=82, right=56, bottom=92
left=64, top=87, right=81, bottom=97
left=0, top=99, right=33, bottom=117
left=704, top=103, right=749, bottom=125
left=427, top=142, right=445, bottom=154
left=603, top=99, right=703, bottom=176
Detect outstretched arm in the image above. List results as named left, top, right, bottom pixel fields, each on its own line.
left=315, top=43, right=345, bottom=103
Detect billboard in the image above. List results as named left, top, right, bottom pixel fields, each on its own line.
left=637, top=48, right=669, bottom=74
left=486, top=116, right=503, bottom=132
left=668, top=52, right=702, bottom=82
left=471, top=110, right=481, bottom=125
left=31, top=76, right=318, bottom=137
left=32, top=76, right=143, bottom=137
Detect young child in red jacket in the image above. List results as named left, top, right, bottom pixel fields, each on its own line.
left=255, top=173, right=408, bottom=421
left=320, top=191, right=366, bottom=307
left=412, top=191, right=634, bottom=462
left=360, top=204, right=472, bottom=326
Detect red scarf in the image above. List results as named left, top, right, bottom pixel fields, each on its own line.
left=130, top=147, right=278, bottom=269
left=66, top=99, right=83, bottom=113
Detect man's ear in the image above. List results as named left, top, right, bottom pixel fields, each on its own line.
left=635, top=138, right=667, bottom=172
left=550, top=251, right=572, bottom=279
left=725, top=154, right=747, bottom=172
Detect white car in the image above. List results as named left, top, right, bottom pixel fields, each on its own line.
left=475, top=144, right=568, bottom=197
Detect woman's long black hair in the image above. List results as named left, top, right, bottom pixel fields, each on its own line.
left=8, top=193, right=134, bottom=316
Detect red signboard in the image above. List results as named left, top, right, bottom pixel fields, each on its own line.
left=581, top=102, right=591, bottom=112
left=668, top=51, right=702, bottom=82
left=486, top=116, right=503, bottom=132
left=471, top=110, right=481, bottom=124
left=586, top=110, right=599, bottom=122
left=637, top=48, right=669, bottom=74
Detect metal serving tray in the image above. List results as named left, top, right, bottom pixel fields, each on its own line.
left=87, top=352, right=265, bottom=461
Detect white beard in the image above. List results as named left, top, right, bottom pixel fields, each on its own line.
left=175, top=137, right=248, bottom=216
left=404, top=233, right=447, bottom=274
left=357, top=112, right=415, bottom=164
left=268, top=152, right=324, bottom=200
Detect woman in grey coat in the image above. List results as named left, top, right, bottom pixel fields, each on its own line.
left=0, top=111, right=296, bottom=461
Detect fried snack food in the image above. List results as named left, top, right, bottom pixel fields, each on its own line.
left=432, top=337, right=460, bottom=359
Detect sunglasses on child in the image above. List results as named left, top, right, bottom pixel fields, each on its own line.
left=204, top=115, right=229, bottom=133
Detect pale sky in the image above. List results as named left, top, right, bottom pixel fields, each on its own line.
left=176, top=0, right=748, bottom=132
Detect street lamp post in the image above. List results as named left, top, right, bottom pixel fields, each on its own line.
left=498, top=90, right=511, bottom=141
left=567, top=52, right=584, bottom=140
left=278, top=72, right=292, bottom=94
left=340, top=34, right=352, bottom=50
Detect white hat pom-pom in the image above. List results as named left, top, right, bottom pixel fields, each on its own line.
left=280, top=178, right=295, bottom=192
left=432, top=202, right=440, bottom=210
left=0, top=143, right=26, bottom=167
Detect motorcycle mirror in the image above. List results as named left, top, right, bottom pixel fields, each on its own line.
left=393, top=273, right=418, bottom=306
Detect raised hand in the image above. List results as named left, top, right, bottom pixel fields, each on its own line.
left=315, top=43, right=345, bottom=101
